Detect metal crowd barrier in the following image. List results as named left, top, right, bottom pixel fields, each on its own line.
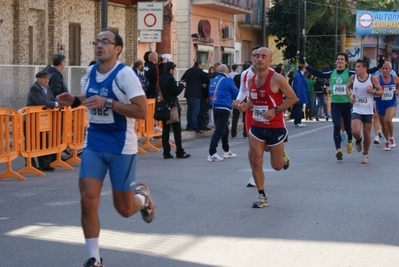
left=17, top=106, right=73, bottom=177
left=0, top=99, right=177, bottom=180
left=0, top=108, right=25, bottom=181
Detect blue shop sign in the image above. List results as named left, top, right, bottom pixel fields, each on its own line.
left=356, top=10, right=399, bottom=35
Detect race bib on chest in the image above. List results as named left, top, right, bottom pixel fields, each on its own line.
left=333, top=84, right=346, bottom=95
left=382, top=86, right=395, bottom=100
left=253, top=106, right=269, bottom=122
left=88, top=108, right=115, bottom=124
left=356, top=97, right=369, bottom=106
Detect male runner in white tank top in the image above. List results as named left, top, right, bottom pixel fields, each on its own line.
left=346, top=59, right=383, bottom=164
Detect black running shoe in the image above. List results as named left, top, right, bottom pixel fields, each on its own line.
left=83, top=257, right=103, bottom=267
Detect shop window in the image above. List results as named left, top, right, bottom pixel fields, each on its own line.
left=222, top=53, right=232, bottom=68
left=196, top=52, right=209, bottom=70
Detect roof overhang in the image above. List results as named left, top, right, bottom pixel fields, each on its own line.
left=108, top=0, right=163, bottom=5
left=195, top=44, right=214, bottom=52
left=192, top=0, right=251, bottom=15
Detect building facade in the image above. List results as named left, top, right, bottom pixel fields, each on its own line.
left=1, top=0, right=142, bottom=66
left=0, top=0, right=272, bottom=109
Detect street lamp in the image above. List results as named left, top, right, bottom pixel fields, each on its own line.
left=261, top=0, right=266, bottom=46
left=297, top=0, right=301, bottom=63
left=334, top=0, right=338, bottom=55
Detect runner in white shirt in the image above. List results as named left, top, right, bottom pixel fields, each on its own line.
left=346, top=59, right=383, bottom=164
left=57, top=29, right=155, bottom=267
left=234, top=46, right=260, bottom=187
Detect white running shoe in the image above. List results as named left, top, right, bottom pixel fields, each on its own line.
left=223, top=151, right=237, bottom=158
left=385, top=141, right=391, bottom=151
left=246, top=176, right=256, bottom=187
left=154, top=125, right=163, bottom=132
left=207, top=153, right=224, bottom=162
left=361, top=154, right=369, bottom=164
left=389, top=138, right=396, bottom=148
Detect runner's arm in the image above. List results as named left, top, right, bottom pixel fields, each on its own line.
left=306, top=66, right=332, bottom=79
left=371, top=76, right=383, bottom=97
left=393, top=76, right=399, bottom=95
left=111, top=95, right=148, bottom=120
left=346, top=76, right=354, bottom=96
left=275, top=75, right=298, bottom=112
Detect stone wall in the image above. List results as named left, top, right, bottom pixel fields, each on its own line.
left=13, top=0, right=29, bottom=64
left=28, top=9, right=46, bottom=65
left=1, top=0, right=138, bottom=66
left=0, top=0, right=15, bottom=64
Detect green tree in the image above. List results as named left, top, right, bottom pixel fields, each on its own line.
left=267, top=0, right=298, bottom=63
left=268, top=0, right=336, bottom=68
left=269, top=0, right=399, bottom=65
left=306, top=0, right=399, bottom=60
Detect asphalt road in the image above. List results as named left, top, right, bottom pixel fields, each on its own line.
left=1, top=118, right=399, bottom=267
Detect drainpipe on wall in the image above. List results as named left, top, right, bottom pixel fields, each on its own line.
left=101, top=0, right=108, bottom=29
left=232, top=15, right=236, bottom=64
left=188, top=7, right=192, bottom=67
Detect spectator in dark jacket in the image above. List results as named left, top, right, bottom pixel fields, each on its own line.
left=25, top=70, right=59, bottom=171
left=181, top=60, right=209, bottom=132
left=44, top=54, right=68, bottom=98
left=159, top=62, right=191, bottom=159
left=143, top=51, right=159, bottom=99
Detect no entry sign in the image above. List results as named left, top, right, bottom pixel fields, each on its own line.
left=137, top=2, right=164, bottom=30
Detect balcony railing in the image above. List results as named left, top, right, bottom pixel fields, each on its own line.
left=191, top=0, right=251, bottom=15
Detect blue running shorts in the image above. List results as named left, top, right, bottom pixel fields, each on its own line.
left=249, top=126, right=288, bottom=147
left=376, top=103, right=396, bottom=116
left=80, top=148, right=137, bottom=191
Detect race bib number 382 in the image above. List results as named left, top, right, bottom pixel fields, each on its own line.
left=88, top=108, right=115, bottom=124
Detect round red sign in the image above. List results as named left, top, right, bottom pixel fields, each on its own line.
left=144, top=13, right=157, bottom=28
left=199, top=20, right=211, bottom=38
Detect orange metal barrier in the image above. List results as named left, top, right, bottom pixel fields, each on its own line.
left=135, top=119, right=147, bottom=154
left=65, top=106, right=88, bottom=164
left=17, top=106, right=73, bottom=176
left=0, top=108, right=25, bottom=180
left=0, top=100, right=178, bottom=181
left=140, top=99, right=163, bottom=152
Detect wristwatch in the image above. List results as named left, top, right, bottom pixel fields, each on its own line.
left=274, top=106, right=281, bottom=115
left=105, top=98, right=114, bottom=108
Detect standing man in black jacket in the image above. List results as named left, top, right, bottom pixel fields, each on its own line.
left=44, top=54, right=68, bottom=98
left=143, top=51, right=159, bottom=99
left=181, top=60, right=209, bottom=132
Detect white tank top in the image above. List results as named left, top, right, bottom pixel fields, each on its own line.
left=352, top=74, right=374, bottom=115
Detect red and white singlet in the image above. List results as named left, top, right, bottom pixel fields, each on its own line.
left=249, top=69, right=285, bottom=128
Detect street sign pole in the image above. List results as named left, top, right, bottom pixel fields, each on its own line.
left=137, top=1, right=164, bottom=48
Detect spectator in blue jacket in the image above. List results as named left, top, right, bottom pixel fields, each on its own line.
left=207, top=64, right=239, bottom=162
left=291, top=65, right=309, bottom=127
